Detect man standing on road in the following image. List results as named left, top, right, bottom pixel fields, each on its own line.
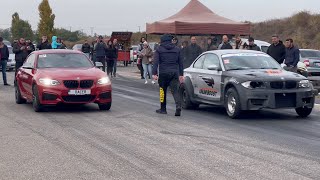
left=82, top=40, right=91, bottom=58
left=138, top=37, right=146, bottom=79
left=152, top=34, right=184, bottom=116
left=184, top=36, right=202, bottom=69
left=112, top=39, right=119, bottom=77
left=37, top=35, right=51, bottom=50
left=246, top=37, right=261, bottom=51
left=13, top=38, right=29, bottom=74
left=267, top=35, right=286, bottom=64
left=284, top=38, right=300, bottom=73
left=219, top=35, right=233, bottom=50
left=0, top=37, right=10, bottom=86
left=94, top=36, right=107, bottom=72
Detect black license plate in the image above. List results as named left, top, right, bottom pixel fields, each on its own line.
left=275, top=93, right=296, bottom=108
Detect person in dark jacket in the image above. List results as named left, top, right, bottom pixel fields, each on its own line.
left=112, top=39, right=119, bottom=77
left=59, top=39, right=67, bottom=49
left=13, top=38, right=29, bottom=74
left=152, top=34, right=184, bottom=116
left=180, top=41, right=189, bottom=65
left=94, top=36, right=107, bottom=72
left=246, top=37, right=261, bottom=51
left=37, top=35, right=51, bottom=50
left=184, top=36, right=202, bottom=69
left=105, top=40, right=118, bottom=76
left=82, top=40, right=91, bottom=58
left=284, top=38, right=300, bottom=73
left=0, top=37, right=10, bottom=85
left=205, top=37, right=218, bottom=51
left=267, top=35, right=286, bottom=64
left=172, top=37, right=179, bottom=47
left=26, top=40, right=35, bottom=54
left=219, top=35, right=233, bottom=50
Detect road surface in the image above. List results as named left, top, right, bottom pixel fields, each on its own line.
left=0, top=71, right=320, bottom=180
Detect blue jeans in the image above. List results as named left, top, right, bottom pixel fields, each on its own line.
left=1, top=60, right=8, bottom=84
left=142, top=63, right=152, bottom=80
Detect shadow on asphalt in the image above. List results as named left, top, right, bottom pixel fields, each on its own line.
left=24, top=103, right=105, bottom=113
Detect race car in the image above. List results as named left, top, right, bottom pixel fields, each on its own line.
left=15, top=49, right=112, bottom=112
left=181, top=50, right=318, bottom=119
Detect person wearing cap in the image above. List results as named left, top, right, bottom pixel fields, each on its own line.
left=152, top=34, right=184, bottom=116
left=246, top=37, right=261, bottom=51
left=94, top=36, right=107, bottom=72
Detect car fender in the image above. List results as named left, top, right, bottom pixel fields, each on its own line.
left=222, top=77, right=243, bottom=102
left=182, top=76, right=196, bottom=101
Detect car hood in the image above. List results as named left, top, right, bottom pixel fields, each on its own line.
left=37, top=68, right=106, bottom=80
left=9, top=54, right=15, bottom=60
left=224, top=69, right=306, bottom=81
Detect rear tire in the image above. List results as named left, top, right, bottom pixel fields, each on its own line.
left=99, top=102, right=112, bottom=110
left=180, top=84, right=199, bottom=109
left=15, top=83, right=26, bottom=104
left=225, top=88, right=242, bottom=119
left=32, top=85, right=43, bottom=112
left=295, top=107, right=312, bottom=118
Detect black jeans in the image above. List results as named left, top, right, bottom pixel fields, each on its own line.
left=1, top=60, right=8, bottom=84
left=137, top=64, right=144, bottom=78
left=96, top=56, right=106, bottom=72
left=15, top=61, right=24, bottom=75
left=158, top=72, right=181, bottom=111
left=106, top=59, right=115, bottom=76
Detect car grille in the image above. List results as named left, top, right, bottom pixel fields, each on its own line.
left=63, top=80, right=94, bottom=89
left=62, top=95, right=96, bottom=103
left=80, top=80, right=94, bottom=88
left=270, top=81, right=297, bottom=89
left=63, top=80, right=79, bottom=88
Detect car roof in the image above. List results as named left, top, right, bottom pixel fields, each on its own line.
left=34, top=49, right=83, bottom=55
left=300, top=49, right=320, bottom=51
left=207, top=50, right=266, bottom=56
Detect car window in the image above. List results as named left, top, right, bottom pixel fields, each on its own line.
left=261, top=46, right=269, bottom=53
left=23, top=54, right=36, bottom=68
left=37, top=53, right=93, bottom=69
left=203, top=54, right=220, bottom=70
left=300, top=50, right=320, bottom=58
left=193, top=55, right=205, bottom=69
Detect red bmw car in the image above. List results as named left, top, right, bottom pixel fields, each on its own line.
left=15, top=49, right=112, bottom=112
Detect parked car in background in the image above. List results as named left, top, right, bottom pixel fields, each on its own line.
left=3, top=40, right=11, bottom=46
left=181, top=50, right=317, bottom=119
left=0, top=45, right=15, bottom=71
left=300, top=49, right=320, bottom=90
left=241, top=38, right=270, bottom=53
left=130, top=45, right=138, bottom=62
left=72, top=44, right=82, bottom=52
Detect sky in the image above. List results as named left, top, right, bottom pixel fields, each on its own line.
left=1, top=0, right=320, bottom=36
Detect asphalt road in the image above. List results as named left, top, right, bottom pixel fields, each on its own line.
left=0, top=71, right=320, bottom=180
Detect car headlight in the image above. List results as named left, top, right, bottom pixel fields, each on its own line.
left=241, top=81, right=266, bottom=89
left=298, top=80, right=310, bottom=88
left=97, top=77, right=111, bottom=85
left=39, top=78, right=60, bottom=86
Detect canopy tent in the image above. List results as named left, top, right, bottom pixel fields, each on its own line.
left=146, top=0, right=250, bottom=35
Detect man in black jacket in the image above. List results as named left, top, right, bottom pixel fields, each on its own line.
left=0, top=37, right=10, bottom=85
left=13, top=38, right=29, bottom=74
left=247, top=37, right=261, bottom=51
left=219, top=35, right=233, bottom=50
left=82, top=40, right=91, bottom=58
left=37, top=36, right=51, bottom=50
left=267, top=35, right=286, bottom=64
left=284, top=38, right=300, bottom=73
left=152, top=34, right=184, bottom=116
left=94, top=36, right=107, bottom=72
left=184, top=36, right=202, bottom=69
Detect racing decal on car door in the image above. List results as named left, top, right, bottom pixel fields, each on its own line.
left=202, top=77, right=215, bottom=88
left=199, top=88, right=217, bottom=97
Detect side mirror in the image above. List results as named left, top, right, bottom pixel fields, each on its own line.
left=207, top=64, right=219, bottom=71
left=95, top=62, right=103, bottom=68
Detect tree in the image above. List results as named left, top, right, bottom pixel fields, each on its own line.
left=54, top=28, right=81, bottom=42
left=38, top=0, right=55, bottom=39
left=11, top=12, right=34, bottom=40
left=0, top=29, right=11, bottom=41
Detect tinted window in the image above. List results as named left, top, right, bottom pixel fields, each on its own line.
left=203, top=54, right=220, bottom=70
left=300, top=50, right=320, bottom=58
left=193, top=55, right=205, bottom=69
left=23, top=54, right=36, bottom=68
left=37, top=53, right=93, bottom=69
left=261, top=46, right=269, bottom=53
left=222, top=53, right=281, bottom=70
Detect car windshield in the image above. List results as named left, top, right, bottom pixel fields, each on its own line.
left=222, top=53, right=281, bottom=71
left=37, top=53, right=93, bottom=69
left=300, top=50, right=320, bottom=58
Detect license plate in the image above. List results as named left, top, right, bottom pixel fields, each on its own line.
left=315, top=63, right=320, bottom=67
left=68, top=89, right=91, bottom=95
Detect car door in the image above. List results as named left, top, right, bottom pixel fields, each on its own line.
left=18, top=54, right=36, bottom=99
left=189, top=55, right=206, bottom=98
left=197, top=53, right=222, bottom=102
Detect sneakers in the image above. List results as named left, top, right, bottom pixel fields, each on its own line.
left=151, top=81, right=156, bottom=84
left=175, top=108, right=181, bottom=116
left=4, top=83, right=10, bottom=86
left=145, top=80, right=148, bottom=84
left=156, top=109, right=167, bottom=114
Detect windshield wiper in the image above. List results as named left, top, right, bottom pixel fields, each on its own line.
left=227, top=67, right=249, bottom=71
left=258, top=67, right=279, bottom=69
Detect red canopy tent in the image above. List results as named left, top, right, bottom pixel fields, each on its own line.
left=146, top=0, right=250, bottom=35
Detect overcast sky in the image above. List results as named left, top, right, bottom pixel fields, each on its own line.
left=1, top=0, right=320, bottom=35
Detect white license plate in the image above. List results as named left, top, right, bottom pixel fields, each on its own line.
left=68, top=90, right=91, bottom=95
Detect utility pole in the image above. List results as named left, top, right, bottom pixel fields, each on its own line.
left=90, top=27, right=94, bottom=37
left=69, top=26, right=72, bottom=32
left=138, top=26, right=141, bottom=33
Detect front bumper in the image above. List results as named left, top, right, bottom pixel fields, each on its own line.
left=38, top=84, right=112, bottom=105
left=238, top=88, right=317, bottom=110
left=308, top=76, right=320, bottom=91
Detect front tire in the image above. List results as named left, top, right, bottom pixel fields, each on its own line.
left=32, top=85, right=43, bottom=112
left=15, top=83, right=26, bottom=104
left=99, top=102, right=112, bottom=110
left=225, top=88, right=242, bottom=119
left=295, top=107, right=312, bottom=118
left=180, top=84, right=199, bottom=109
